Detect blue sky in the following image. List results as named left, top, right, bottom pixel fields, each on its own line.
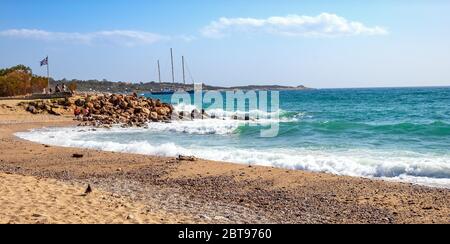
left=1, top=0, right=449, bottom=88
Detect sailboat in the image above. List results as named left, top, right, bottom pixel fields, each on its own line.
left=151, top=48, right=194, bottom=95
left=151, top=89, right=175, bottom=96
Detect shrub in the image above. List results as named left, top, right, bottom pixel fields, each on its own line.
left=0, top=65, right=48, bottom=97
left=68, top=82, right=77, bottom=92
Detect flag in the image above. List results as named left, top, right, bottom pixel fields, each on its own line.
left=40, top=56, right=48, bottom=66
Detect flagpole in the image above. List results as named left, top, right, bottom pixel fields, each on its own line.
left=46, top=56, right=50, bottom=90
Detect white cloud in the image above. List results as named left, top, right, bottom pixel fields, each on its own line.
left=0, top=29, right=168, bottom=46
left=201, top=13, right=388, bottom=38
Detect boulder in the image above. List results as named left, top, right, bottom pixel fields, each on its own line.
left=75, top=99, right=85, bottom=107
left=150, top=112, right=158, bottom=121
left=191, top=109, right=202, bottom=120
left=155, top=99, right=162, bottom=107
left=48, top=108, right=63, bottom=116
left=141, top=108, right=151, bottom=115
left=26, top=105, right=38, bottom=114
left=37, top=102, right=46, bottom=110
left=126, top=108, right=135, bottom=115
left=157, top=107, right=171, bottom=116
left=109, top=95, right=120, bottom=105
left=119, top=101, right=128, bottom=109
left=139, top=101, right=148, bottom=107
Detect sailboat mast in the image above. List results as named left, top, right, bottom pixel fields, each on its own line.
left=157, top=60, right=161, bottom=83
left=170, top=48, right=175, bottom=84
left=182, top=56, right=186, bottom=85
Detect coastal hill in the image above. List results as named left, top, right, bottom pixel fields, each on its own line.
left=51, top=79, right=311, bottom=94
left=1, top=64, right=310, bottom=96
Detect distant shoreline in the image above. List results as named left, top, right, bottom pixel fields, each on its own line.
left=48, top=78, right=450, bottom=95
left=49, top=79, right=312, bottom=94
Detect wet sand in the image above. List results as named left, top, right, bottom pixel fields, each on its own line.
left=1, top=99, right=449, bottom=224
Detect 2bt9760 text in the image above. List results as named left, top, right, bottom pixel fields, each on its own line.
left=222, top=228, right=272, bottom=240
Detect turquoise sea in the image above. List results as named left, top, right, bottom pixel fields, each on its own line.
left=17, top=87, right=450, bottom=188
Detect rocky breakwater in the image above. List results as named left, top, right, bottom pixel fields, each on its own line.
left=74, top=93, right=174, bottom=127
left=20, top=93, right=175, bottom=127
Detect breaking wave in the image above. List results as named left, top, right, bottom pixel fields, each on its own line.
left=172, top=103, right=304, bottom=123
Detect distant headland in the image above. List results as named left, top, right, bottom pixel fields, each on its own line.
left=51, top=79, right=312, bottom=94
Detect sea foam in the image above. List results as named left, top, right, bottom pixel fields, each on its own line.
left=172, top=103, right=303, bottom=123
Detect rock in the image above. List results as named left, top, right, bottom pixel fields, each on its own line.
left=85, top=184, right=93, bottom=194
left=155, top=99, right=162, bottom=107
left=177, top=155, right=197, bottom=161
left=60, top=98, right=72, bottom=106
left=157, top=107, right=171, bottom=116
left=119, top=101, right=128, bottom=109
left=139, top=101, right=148, bottom=107
left=75, top=99, right=85, bottom=107
left=199, top=214, right=211, bottom=220
left=191, top=109, right=202, bottom=119
left=214, top=216, right=229, bottom=221
left=26, top=105, right=38, bottom=114
left=72, top=153, right=84, bottom=158
left=48, top=108, right=63, bottom=116
left=202, top=109, right=210, bottom=119
left=150, top=112, right=158, bottom=121
left=141, top=107, right=151, bottom=115
left=37, top=102, right=46, bottom=110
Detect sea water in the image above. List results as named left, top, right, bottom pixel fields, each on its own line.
left=16, top=87, right=450, bottom=188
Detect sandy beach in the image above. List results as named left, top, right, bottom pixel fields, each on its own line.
left=1, top=99, right=449, bottom=224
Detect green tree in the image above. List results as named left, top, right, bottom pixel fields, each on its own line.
left=0, top=64, right=32, bottom=76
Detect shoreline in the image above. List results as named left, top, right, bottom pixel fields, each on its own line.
left=1, top=100, right=449, bottom=224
